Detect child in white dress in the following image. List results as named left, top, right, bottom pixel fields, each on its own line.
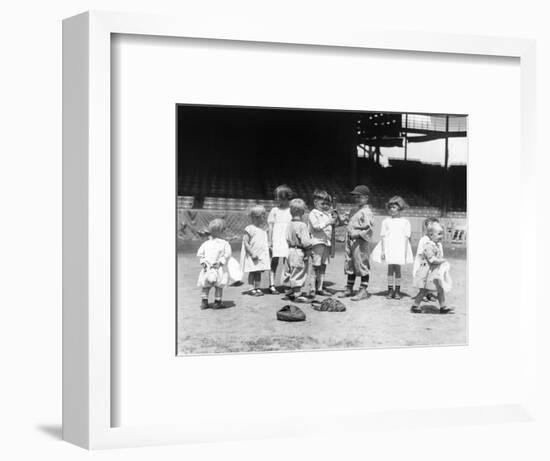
left=267, top=185, right=293, bottom=294
left=411, top=222, right=453, bottom=314
left=413, top=217, right=442, bottom=302
left=197, top=219, right=232, bottom=309
left=241, top=205, right=271, bottom=296
left=371, top=196, right=413, bottom=299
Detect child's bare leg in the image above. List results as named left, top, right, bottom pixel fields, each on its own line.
left=254, top=272, right=264, bottom=295
left=312, top=266, right=319, bottom=291
left=314, top=264, right=329, bottom=296
left=212, top=287, right=224, bottom=308
left=247, top=272, right=255, bottom=293
left=411, top=289, right=425, bottom=313
left=269, top=257, right=278, bottom=289
left=319, top=264, right=327, bottom=293
left=280, top=258, right=289, bottom=286
left=434, top=280, right=451, bottom=313
left=201, top=287, right=211, bottom=309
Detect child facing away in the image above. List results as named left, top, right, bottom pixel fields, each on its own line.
left=413, top=217, right=442, bottom=302
left=338, top=185, right=374, bottom=301
left=267, top=184, right=294, bottom=294
left=371, top=196, right=414, bottom=299
left=196, top=218, right=232, bottom=309
left=308, top=189, right=337, bottom=296
left=240, top=205, right=271, bottom=296
left=410, top=221, right=453, bottom=314
left=284, top=198, right=313, bottom=303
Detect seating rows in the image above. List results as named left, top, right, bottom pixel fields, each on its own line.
left=178, top=160, right=466, bottom=212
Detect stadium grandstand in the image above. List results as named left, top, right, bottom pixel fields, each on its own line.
left=177, top=105, right=467, bottom=243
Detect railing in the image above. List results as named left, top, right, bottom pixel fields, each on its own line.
left=403, top=114, right=467, bottom=132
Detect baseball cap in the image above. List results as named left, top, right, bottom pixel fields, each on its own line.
left=350, top=185, right=370, bottom=195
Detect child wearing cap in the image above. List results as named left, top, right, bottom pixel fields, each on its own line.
left=196, top=218, right=232, bottom=309
left=339, top=185, right=374, bottom=301
left=284, top=198, right=313, bottom=303
left=371, top=196, right=414, bottom=299
left=240, top=205, right=271, bottom=296
left=308, top=189, right=337, bottom=296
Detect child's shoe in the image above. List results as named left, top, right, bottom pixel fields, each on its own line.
left=410, top=305, right=422, bottom=313
left=295, top=295, right=309, bottom=303
left=337, top=286, right=353, bottom=298
left=200, top=299, right=209, bottom=310
left=439, top=306, right=453, bottom=314
left=394, top=287, right=402, bottom=300
left=425, top=292, right=437, bottom=302
left=284, top=290, right=296, bottom=300
left=386, top=288, right=394, bottom=299
left=252, top=289, right=264, bottom=297
left=268, top=285, right=278, bottom=294
left=315, top=289, right=331, bottom=297
left=212, top=299, right=224, bottom=309
left=351, top=287, right=369, bottom=301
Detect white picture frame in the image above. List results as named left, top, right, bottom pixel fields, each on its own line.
left=62, top=10, right=537, bottom=449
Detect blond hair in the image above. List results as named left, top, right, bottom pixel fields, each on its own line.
left=248, top=204, right=266, bottom=218
left=289, top=198, right=307, bottom=216
left=208, top=218, right=226, bottom=237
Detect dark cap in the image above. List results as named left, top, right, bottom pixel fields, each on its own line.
left=350, top=185, right=370, bottom=195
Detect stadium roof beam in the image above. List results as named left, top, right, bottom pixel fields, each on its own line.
left=406, top=132, right=466, bottom=143
left=403, top=128, right=467, bottom=137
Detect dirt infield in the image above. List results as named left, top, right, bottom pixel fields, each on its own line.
left=177, top=242, right=467, bottom=355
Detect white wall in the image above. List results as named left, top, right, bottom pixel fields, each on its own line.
left=1, top=1, right=548, bottom=459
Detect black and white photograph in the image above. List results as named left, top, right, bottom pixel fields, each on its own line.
left=176, top=105, right=467, bottom=355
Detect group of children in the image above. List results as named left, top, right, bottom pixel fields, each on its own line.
left=196, top=184, right=453, bottom=314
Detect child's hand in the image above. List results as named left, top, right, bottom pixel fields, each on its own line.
left=252, top=255, right=259, bottom=263
left=211, top=262, right=220, bottom=269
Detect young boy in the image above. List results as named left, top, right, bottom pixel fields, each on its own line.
left=308, top=189, right=336, bottom=296
left=338, top=185, right=374, bottom=301
left=284, top=198, right=313, bottom=303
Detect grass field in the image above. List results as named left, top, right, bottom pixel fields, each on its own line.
left=177, top=241, right=467, bottom=355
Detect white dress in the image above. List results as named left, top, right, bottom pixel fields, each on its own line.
left=268, top=206, right=292, bottom=258
left=240, top=224, right=271, bottom=273
left=413, top=235, right=444, bottom=277
left=371, top=217, right=413, bottom=265
left=196, top=237, right=232, bottom=288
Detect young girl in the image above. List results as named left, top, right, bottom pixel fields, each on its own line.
left=267, top=184, right=293, bottom=294
left=411, top=222, right=453, bottom=314
left=240, top=205, right=271, bottom=296
left=372, top=196, right=413, bottom=299
left=413, top=217, right=442, bottom=302
left=284, top=198, right=313, bottom=302
left=308, top=189, right=336, bottom=296
left=197, top=218, right=232, bottom=309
